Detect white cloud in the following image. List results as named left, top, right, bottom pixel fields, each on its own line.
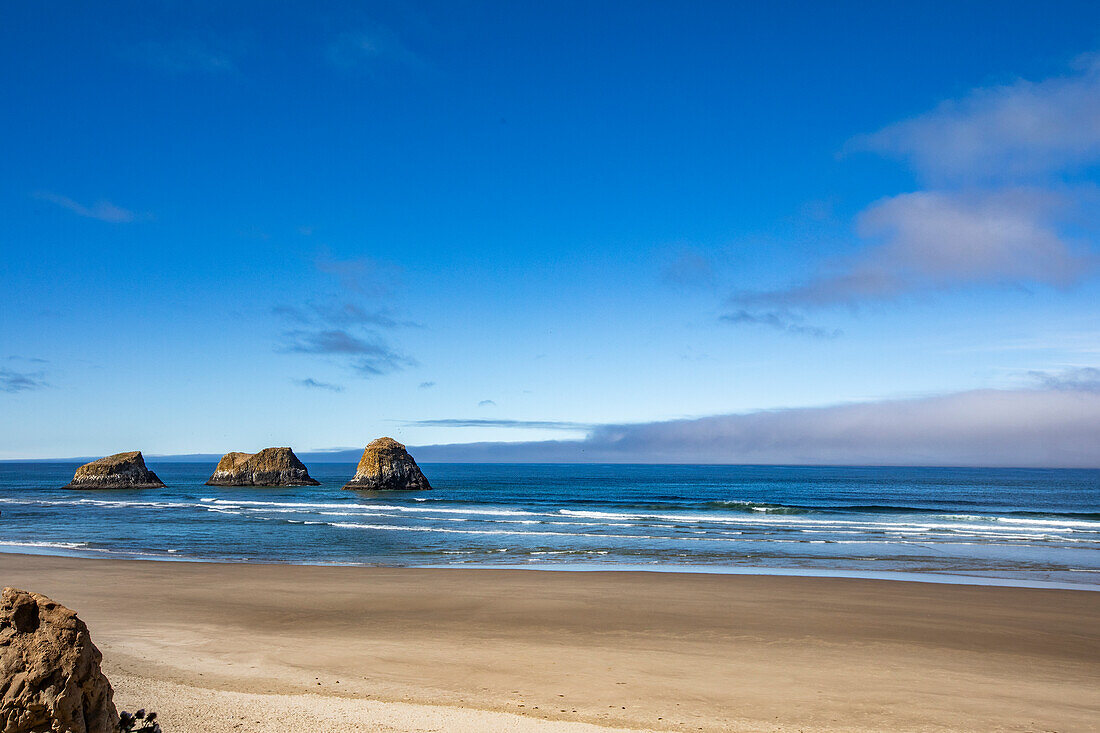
left=727, top=54, right=1100, bottom=327
left=856, top=190, right=1086, bottom=285
left=733, top=189, right=1092, bottom=309
left=850, top=53, right=1100, bottom=183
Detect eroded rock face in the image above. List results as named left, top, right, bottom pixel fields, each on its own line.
left=205, top=447, right=320, bottom=487
left=62, top=452, right=165, bottom=490
left=342, top=437, right=431, bottom=491
left=0, top=588, right=119, bottom=733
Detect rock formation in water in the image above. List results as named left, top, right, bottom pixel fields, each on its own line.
left=0, top=587, right=120, bottom=733
left=342, top=437, right=431, bottom=491
left=61, top=451, right=165, bottom=490
left=205, top=447, right=320, bottom=487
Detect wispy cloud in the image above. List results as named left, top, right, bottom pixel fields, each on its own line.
left=350, top=352, right=418, bottom=376
left=132, top=38, right=239, bottom=74
left=274, top=255, right=420, bottom=380
left=418, top=381, right=436, bottom=389
left=272, top=305, right=310, bottom=324
left=414, top=382, right=1100, bottom=468
left=720, top=309, right=841, bottom=338
left=34, top=192, right=139, bottom=223
left=315, top=303, right=421, bottom=329
left=326, top=25, right=421, bottom=70
left=275, top=303, right=416, bottom=329
left=281, top=328, right=416, bottom=376
left=478, top=399, right=497, bottom=407
left=0, top=368, right=47, bottom=393
left=295, top=378, right=344, bottom=392
left=1028, top=366, right=1100, bottom=392
left=662, top=248, right=716, bottom=287
left=284, top=329, right=379, bottom=355
left=314, top=252, right=400, bottom=296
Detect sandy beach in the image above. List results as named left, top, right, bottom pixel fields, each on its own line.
left=1, top=554, right=1097, bottom=732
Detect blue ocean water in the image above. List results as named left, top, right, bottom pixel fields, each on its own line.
left=1, top=462, right=1098, bottom=588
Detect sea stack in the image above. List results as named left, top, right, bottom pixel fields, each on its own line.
left=205, top=447, right=321, bottom=487
left=0, top=587, right=120, bottom=733
left=61, top=451, right=165, bottom=490
left=342, top=437, right=431, bottom=491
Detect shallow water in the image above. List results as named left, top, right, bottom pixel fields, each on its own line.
left=1, top=462, right=1098, bottom=588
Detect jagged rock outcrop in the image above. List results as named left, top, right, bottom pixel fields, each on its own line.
left=0, top=587, right=119, bottom=733
left=205, top=447, right=320, bottom=487
left=61, top=452, right=165, bottom=490
left=342, top=437, right=431, bottom=491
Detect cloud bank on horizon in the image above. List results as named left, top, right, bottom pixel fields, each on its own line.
left=415, top=374, right=1100, bottom=468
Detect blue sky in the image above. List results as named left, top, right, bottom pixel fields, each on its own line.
left=2, top=1, right=1100, bottom=464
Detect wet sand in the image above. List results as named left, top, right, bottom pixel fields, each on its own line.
left=2, top=554, right=1098, bottom=732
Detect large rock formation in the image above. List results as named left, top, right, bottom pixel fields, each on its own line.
left=61, top=452, right=165, bottom=490
left=205, top=447, right=320, bottom=487
left=0, top=587, right=119, bottom=733
left=342, top=437, right=431, bottom=491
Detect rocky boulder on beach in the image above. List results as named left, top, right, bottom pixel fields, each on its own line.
left=0, top=587, right=120, bottom=733
left=61, top=451, right=165, bottom=490
left=205, top=446, right=320, bottom=487
left=342, top=437, right=431, bottom=491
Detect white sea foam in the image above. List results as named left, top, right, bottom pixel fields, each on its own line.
left=0, top=497, right=194, bottom=509
left=5, top=477, right=1095, bottom=584
left=322, top=520, right=756, bottom=542
left=18, top=495, right=1093, bottom=540
left=0, top=540, right=88, bottom=549
left=937, top=510, right=1100, bottom=528
left=529, top=550, right=610, bottom=555
left=201, top=498, right=540, bottom=517
left=560, top=507, right=1097, bottom=531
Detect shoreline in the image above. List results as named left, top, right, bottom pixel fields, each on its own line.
left=3, top=553, right=1098, bottom=732
left=1, top=546, right=1097, bottom=592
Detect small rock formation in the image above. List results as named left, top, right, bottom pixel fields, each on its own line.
left=205, top=447, right=320, bottom=487
left=342, top=437, right=431, bottom=491
left=0, top=587, right=119, bottom=733
left=62, top=452, right=165, bottom=490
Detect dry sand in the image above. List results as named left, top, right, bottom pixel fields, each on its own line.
left=1, top=554, right=1097, bottom=732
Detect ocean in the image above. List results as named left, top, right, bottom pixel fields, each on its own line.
left=1, top=462, right=1098, bottom=589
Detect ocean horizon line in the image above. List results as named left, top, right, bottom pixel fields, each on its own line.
left=4, top=454, right=1100, bottom=471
